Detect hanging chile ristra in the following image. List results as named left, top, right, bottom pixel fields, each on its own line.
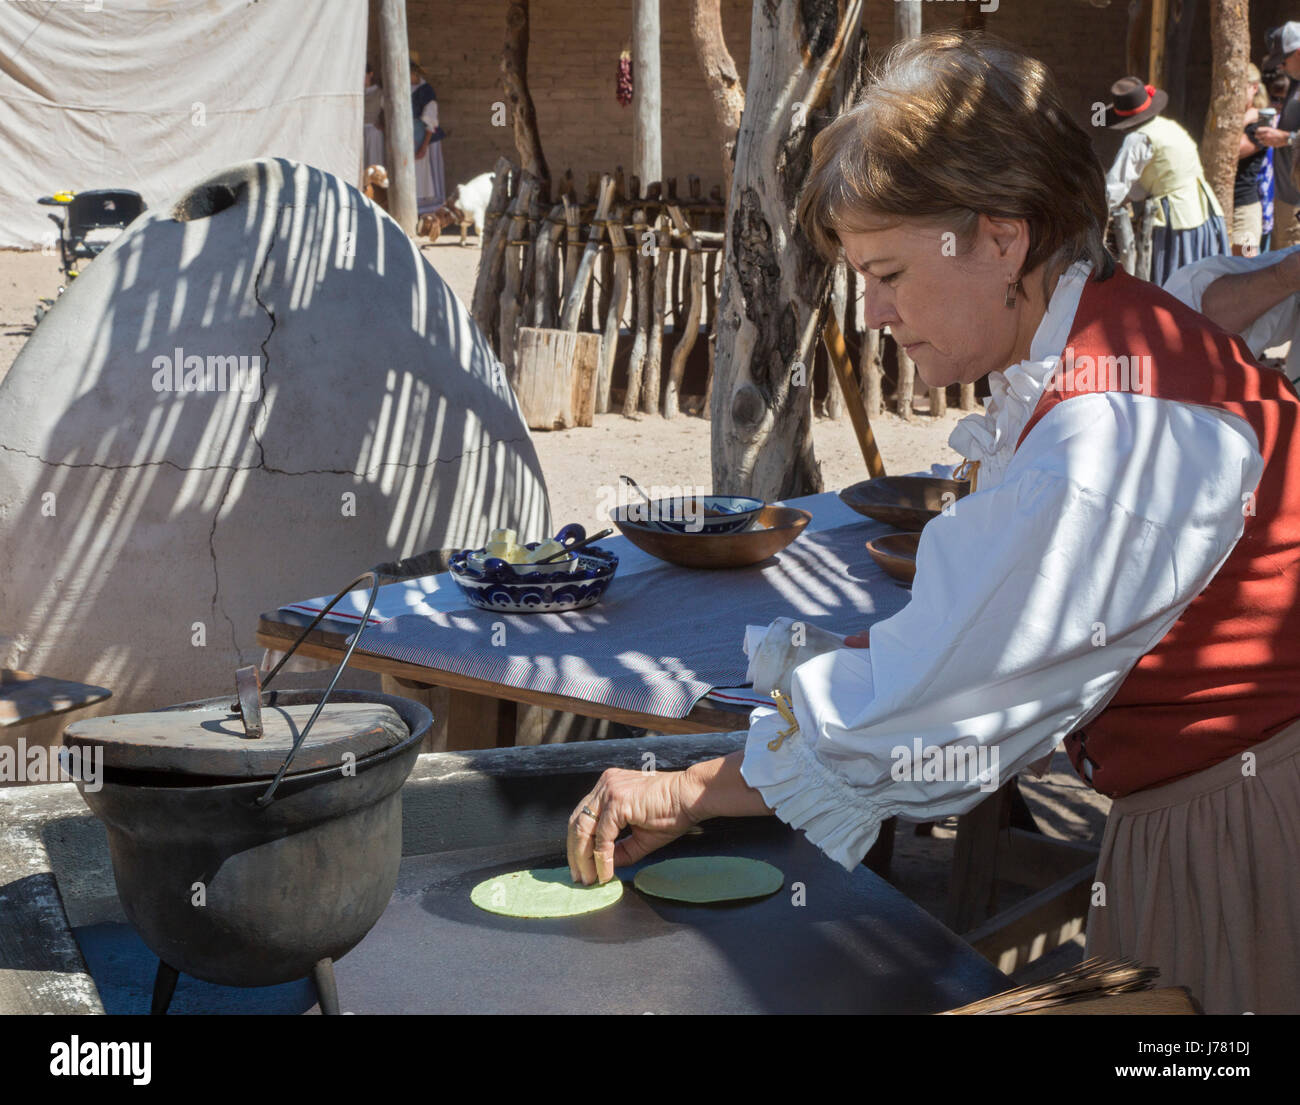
left=617, top=47, right=633, bottom=106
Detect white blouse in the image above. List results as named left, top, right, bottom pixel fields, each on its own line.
left=740, top=262, right=1265, bottom=871
left=1105, top=129, right=1155, bottom=211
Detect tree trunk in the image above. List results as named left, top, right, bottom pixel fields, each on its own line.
left=711, top=1, right=868, bottom=500
left=377, top=0, right=416, bottom=234
left=1202, top=0, right=1248, bottom=226
left=689, top=0, right=745, bottom=199
left=500, top=1, right=550, bottom=198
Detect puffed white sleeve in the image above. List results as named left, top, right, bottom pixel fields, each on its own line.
left=741, top=393, right=1263, bottom=871
left=421, top=98, right=439, bottom=131
left=1105, top=131, right=1154, bottom=211
left=1163, top=247, right=1300, bottom=360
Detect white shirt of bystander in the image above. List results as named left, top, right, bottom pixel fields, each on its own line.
left=1163, top=246, right=1300, bottom=383
left=740, top=262, right=1265, bottom=871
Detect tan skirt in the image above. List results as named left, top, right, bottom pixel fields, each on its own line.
left=1085, top=718, right=1300, bottom=1013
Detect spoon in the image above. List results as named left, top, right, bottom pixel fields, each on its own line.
left=532, top=528, right=614, bottom=563
left=620, top=474, right=653, bottom=506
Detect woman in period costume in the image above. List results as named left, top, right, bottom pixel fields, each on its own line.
left=1103, top=75, right=1229, bottom=283
left=566, top=33, right=1300, bottom=1015
left=361, top=62, right=385, bottom=184
left=409, top=53, right=445, bottom=215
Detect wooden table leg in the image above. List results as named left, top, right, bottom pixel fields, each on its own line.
left=381, top=675, right=511, bottom=751
left=945, top=782, right=1013, bottom=933
left=863, top=816, right=897, bottom=879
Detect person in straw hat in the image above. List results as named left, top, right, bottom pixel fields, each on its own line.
left=1102, top=75, right=1228, bottom=284
left=566, top=32, right=1300, bottom=1014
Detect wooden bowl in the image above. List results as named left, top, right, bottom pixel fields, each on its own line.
left=865, top=532, right=920, bottom=585
left=613, top=506, right=811, bottom=569
left=839, top=476, right=969, bottom=531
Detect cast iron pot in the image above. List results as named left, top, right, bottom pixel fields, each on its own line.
left=77, top=688, right=430, bottom=989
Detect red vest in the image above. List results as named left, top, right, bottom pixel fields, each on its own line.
left=1015, top=267, right=1300, bottom=797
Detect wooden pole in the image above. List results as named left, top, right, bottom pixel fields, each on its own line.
left=641, top=215, right=670, bottom=413
left=824, top=316, right=885, bottom=477
left=1148, top=0, right=1169, bottom=89
left=498, top=176, right=539, bottom=375
left=470, top=162, right=516, bottom=343
left=500, top=0, right=551, bottom=198
left=897, top=342, right=916, bottom=421
left=664, top=204, right=704, bottom=419
left=598, top=206, right=632, bottom=414
left=623, top=208, right=652, bottom=417
left=560, top=176, right=616, bottom=331
left=633, top=0, right=662, bottom=187
left=895, top=0, right=921, bottom=42
left=530, top=203, right=565, bottom=328
left=825, top=262, right=847, bottom=420
left=377, top=0, right=417, bottom=234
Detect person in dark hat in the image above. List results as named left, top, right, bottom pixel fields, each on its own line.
left=1252, top=23, right=1300, bottom=250
left=1103, top=75, right=1228, bottom=283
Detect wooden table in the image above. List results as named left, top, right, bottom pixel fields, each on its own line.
left=257, top=518, right=1096, bottom=974
left=0, top=669, right=112, bottom=728
left=256, top=610, right=749, bottom=744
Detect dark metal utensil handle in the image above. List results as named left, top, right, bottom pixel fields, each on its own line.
left=253, top=568, right=386, bottom=806
left=532, top=528, right=614, bottom=563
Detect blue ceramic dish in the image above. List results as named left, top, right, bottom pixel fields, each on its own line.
left=612, top=495, right=763, bottom=536
left=448, top=545, right=619, bottom=614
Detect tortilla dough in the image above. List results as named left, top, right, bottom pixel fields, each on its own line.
left=633, top=856, right=784, bottom=903
left=470, top=867, right=623, bottom=918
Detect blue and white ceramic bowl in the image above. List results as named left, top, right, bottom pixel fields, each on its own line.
left=448, top=546, right=618, bottom=614
left=612, top=495, right=763, bottom=536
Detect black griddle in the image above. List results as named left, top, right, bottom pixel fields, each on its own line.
left=322, top=818, right=1008, bottom=1014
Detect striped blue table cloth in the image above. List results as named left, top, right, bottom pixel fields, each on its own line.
left=275, top=491, right=911, bottom=721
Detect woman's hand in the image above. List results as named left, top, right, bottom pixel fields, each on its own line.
left=566, top=751, right=773, bottom=885
left=567, top=768, right=698, bottom=885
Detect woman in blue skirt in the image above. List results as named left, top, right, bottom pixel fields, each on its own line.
left=1103, top=76, right=1229, bottom=283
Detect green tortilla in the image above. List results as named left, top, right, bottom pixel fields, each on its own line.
left=470, top=867, right=623, bottom=918
left=633, top=856, right=784, bottom=903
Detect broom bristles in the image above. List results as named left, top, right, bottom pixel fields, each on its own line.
left=941, top=957, right=1159, bottom=1014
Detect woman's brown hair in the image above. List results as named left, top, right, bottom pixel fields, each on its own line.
left=797, top=31, right=1112, bottom=290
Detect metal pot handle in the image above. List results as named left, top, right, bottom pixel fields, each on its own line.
left=248, top=568, right=386, bottom=806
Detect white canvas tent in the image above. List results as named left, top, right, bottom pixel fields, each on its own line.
left=0, top=0, right=365, bottom=249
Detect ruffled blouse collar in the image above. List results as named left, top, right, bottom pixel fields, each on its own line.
left=948, top=261, right=1094, bottom=490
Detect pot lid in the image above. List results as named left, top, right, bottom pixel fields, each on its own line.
left=63, top=700, right=409, bottom=779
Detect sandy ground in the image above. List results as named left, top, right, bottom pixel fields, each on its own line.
left=0, top=240, right=1102, bottom=980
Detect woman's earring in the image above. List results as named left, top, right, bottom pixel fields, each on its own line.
left=1004, top=279, right=1021, bottom=309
